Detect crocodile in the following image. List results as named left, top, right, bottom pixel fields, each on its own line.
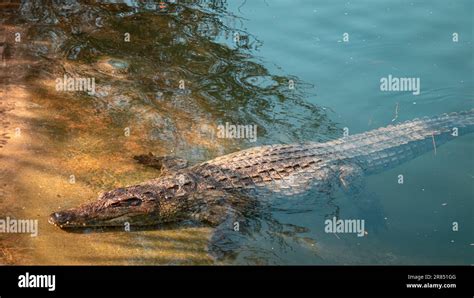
left=49, top=110, right=474, bottom=230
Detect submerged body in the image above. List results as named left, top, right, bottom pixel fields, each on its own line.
left=49, top=110, right=474, bottom=229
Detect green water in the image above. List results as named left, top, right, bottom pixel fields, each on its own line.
left=0, top=0, right=472, bottom=264
left=228, top=0, right=473, bottom=264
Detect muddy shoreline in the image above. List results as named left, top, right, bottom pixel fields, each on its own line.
left=0, top=18, right=34, bottom=264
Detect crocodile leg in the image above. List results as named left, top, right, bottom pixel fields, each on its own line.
left=207, top=207, right=248, bottom=261
left=187, top=189, right=258, bottom=260
left=335, top=163, right=387, bottom=233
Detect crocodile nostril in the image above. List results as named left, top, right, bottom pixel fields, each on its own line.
left=49, top=211, right=69, bottom=226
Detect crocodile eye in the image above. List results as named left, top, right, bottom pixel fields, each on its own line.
left=111, top=198, right=142, bottom=207
left=142, top=192, right=155, bottom=198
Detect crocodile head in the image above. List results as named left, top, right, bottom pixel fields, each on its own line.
left=49, top=184, right=184, bottom=229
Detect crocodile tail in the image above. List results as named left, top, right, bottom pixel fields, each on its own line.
left=342, top=109, right=474, bottom=174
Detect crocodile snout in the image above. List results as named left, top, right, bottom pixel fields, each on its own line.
left=48, top=211, right=76, bottom=227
